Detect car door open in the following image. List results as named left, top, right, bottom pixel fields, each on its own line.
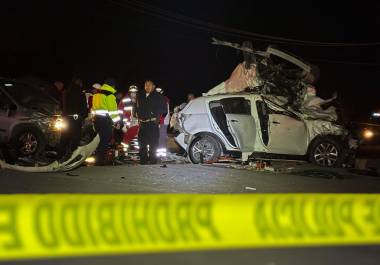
left=220, top=97, right=256, bottom=152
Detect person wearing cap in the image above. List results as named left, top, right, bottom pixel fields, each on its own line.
left=136, top=80, right=166, bottom=165
left=156, top=87, right=170, bottom=159
left=91, top=79, right=120, bottom=165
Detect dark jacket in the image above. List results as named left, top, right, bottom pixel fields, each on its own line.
left=62, top=84, right=88, bottom=118
left=136, top=91, right=167, bottom=120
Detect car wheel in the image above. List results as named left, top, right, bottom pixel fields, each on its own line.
left=12, top=127, right=45, bottom=157
left=189, top=135, right=221, bottom=164
left=309, top=137, right=343, bottom=167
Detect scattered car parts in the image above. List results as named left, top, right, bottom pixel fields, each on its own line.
left=0, top=135, right=99, bottom=172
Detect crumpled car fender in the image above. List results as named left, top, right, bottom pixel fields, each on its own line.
left=306, top=120, right=345, bottom=141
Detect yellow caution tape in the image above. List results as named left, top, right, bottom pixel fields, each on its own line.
left=0, top=194, right=380, bottom=260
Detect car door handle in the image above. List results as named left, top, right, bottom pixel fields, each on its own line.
left=272, top=121, right=280, bottom=124
left=230, top=119, right=239, bottom=123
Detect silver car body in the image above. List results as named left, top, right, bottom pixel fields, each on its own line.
left=0, top=80, right=61, bottom=147
left=175, top=93, right=345, bottom=161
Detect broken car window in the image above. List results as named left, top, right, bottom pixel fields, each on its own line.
left=220, top=97, right=251, bottom=115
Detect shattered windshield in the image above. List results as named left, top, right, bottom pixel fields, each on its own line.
left=3, top=82, right=58, bottom=112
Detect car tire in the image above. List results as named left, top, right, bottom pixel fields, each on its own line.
left=189, top=135, right=222, bottom=164
left=11, top=127, right=46, bottom=157
left=309, top=137, right=343, bottom=167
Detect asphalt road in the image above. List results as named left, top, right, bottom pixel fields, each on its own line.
left=1, top=163, right=380, bottom=265
left=1, top=163, right=380, bottom=194
left=4, top=246, right=380, bottom=265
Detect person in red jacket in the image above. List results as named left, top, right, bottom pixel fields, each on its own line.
left=118, top=85, right=140, bottom=150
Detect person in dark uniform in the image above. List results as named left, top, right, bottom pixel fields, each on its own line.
left=59, top=77, right=88, bottom=159
left=136, top=80, right=167, bottom=165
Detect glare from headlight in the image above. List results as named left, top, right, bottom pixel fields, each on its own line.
left=54, top=118, right=67, bottom=130
left=85, top=157, right=96, bottom=164
left=363, top=129, right=374, bottom=139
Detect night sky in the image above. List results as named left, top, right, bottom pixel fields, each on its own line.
left=1, top=0, right=379, bottom=119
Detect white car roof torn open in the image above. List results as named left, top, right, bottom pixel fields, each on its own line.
left=205, top=38, right=339, bottom=122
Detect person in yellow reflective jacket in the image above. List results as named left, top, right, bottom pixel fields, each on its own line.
left=91, top=79, right=121, bottom=165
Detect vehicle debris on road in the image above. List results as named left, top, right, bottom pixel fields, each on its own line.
left=0, top=135, right=99, bottom=172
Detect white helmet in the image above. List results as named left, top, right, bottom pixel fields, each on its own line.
left=129, top=85, right=138, bottom=93
left=92, top=83, right=101, bottom=90
left=156, top=87, right=164, bottom=94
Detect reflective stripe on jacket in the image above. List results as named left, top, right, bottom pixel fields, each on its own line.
left=91, top=84, right=119, bottom=122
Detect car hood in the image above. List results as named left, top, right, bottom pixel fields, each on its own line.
left=26, top=101, right=60, bottom=116
left=16, top=105, right=59, bottom=132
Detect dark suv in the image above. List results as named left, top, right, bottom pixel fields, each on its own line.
left=0, top=79, right=65, bottom=158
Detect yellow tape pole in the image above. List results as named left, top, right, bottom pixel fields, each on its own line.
left=0, top=194, right=379, bottom=260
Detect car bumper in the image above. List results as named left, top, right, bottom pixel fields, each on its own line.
left=175, top=133, right=188, bottom=151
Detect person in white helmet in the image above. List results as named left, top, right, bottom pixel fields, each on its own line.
left=118, top=85, right=140, bottom=147
left=86, top=83, right=101, bottom=110
left=129, top=85, right=138, bottom=103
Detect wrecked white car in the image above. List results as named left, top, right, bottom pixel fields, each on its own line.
left=175, top=93, right=353, bottom=167
left=175, top=38, right=357, bottom=167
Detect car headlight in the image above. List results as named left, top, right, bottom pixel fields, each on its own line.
left=53, top=118, right=67, bottom=131
left=84, top=156, right=96, bottom=164
left=363, top=129, right=374, bottom=140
